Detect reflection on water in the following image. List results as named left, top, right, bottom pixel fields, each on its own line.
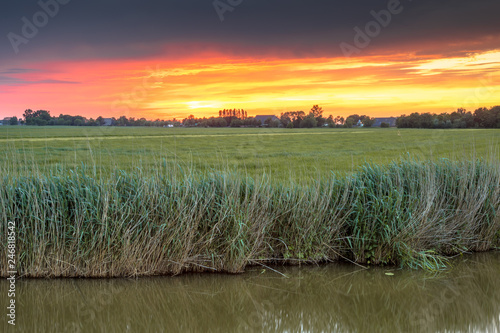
left=1, top=252, right=499, bottom=332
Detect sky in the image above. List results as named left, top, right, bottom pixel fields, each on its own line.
left=1, top=0, right=499, bottom=120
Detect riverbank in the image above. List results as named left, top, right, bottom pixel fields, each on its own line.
left=2, top=252, right=498, bottom=332
left=1, top=158, right=499, bottom=277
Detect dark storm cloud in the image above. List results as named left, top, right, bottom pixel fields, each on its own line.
left=1, top=0, right=499, bottom=61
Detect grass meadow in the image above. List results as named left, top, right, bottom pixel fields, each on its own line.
left=0, top=126, right=499, bottom=277
left=1, top=126, right=499, bottom=179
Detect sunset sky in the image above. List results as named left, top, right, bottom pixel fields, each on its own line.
left=1, top=0, right=499, bottom=120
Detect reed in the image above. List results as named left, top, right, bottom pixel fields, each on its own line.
left=1, top=158, right=499, bottom=277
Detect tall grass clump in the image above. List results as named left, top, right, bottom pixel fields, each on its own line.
left=0, top=158, right=499, bottom=277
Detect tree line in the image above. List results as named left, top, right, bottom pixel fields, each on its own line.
left=279, top=106, right=375, bottom=128
left=5, top=105, right=500, bottom=129
left=19, top=109, right=181, bottom=127
left=219, top=109, right=247, bottom=120
left=182, top=115, right=261, bottom=128
left=3, top=106, right=380, bottom=129
left=396, top=106, right=500, bottom=129
left=182, top=106, right=376, bottom=128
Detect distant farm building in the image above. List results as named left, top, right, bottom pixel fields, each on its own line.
left=373, top=117, right=397, bottom=127
left=254, top=115, right=278, bottom=126
left=103, top=118, right=113, bottom=126
left=1, top=117, right=18, bottom=125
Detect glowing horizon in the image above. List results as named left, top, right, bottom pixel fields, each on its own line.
left=2, top=1, right=500, bottom=121
left=1, top=49, right=499, bottom=120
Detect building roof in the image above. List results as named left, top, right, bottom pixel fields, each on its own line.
left=254, top=115, right=278, bottom=124
left=373, top=117, right=398, bottom=127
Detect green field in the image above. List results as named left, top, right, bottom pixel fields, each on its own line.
left=1, top=126, right=499, bottom=179
left=1, top=126, right=500, bottom=276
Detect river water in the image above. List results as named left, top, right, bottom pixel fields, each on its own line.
left=1, top=252, right=499, bottom=332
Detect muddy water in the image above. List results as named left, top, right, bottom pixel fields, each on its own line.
left=1, top=252, right=499, bottom=332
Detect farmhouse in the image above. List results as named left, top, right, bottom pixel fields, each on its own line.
left=373, top=117, right=397, bottom=127
left=1, top=117, right=17, bottom=125
left=103, top=118, right=113, bottom=126
left=254, top=115, right=278, bottom=126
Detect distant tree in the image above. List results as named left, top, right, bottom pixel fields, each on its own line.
left=307, top=105, right=326, bottom=127
left=316, top=116, right=326, bottom=127
left=380, top=122, right=390, bottom=128
left=280, top=111, right=306, bottom=128
left=268, top=119, right=280, bottom=128
left=136, top=118, right=147, bottom=126
left=117, top=116, right=128, bottom=126
left=361, top=115, right=375, bottom=127
left=230, top=119, right=243, bottom=127
left=217, top=118, right=228, bottom=127
left=9, top=116, right=18, bottom=125
left=300, top=114, right=317, bottom=128
left=72, top=115, right=86, bottom=126
left=326, top=115, right=335, bottom=128
left=334, top=116, right=344, bottom=126
left=183, top=115, right=197, bottom=127
left=33, top=118, right=48, bottom=126
left=344, top=118, right=355, bottom=128
left=474, top=107, right=497, bottom=128
left=344, top=115, right=360, bottom=128
left=23, top=109, right=34, bottom=121
left=96, top=116, right=105, bottom=126
left=35, top=110, right=51, bottom=121
left=310, top=105, right=324, bottom=118
left=491, top=106, right=500, bottom=128
left=243, top=117, right=260, bottom=127
left=54, top=114, right=69, bottom=126
left=420, top=113, right=434, bottom=128
left=24, top=110, right=51, bottom=126
left=280, top=113, right=292, bottom=128
left=218, top=108, right=245, bottom=124
left=87, top=118, right=98, bottom=126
